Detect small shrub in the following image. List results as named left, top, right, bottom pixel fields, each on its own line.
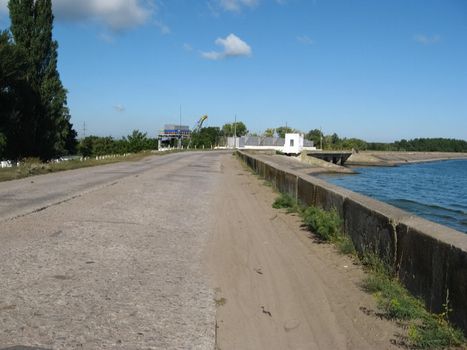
left=301, top=206, right=342, bottom=241
left=361, top=252, right=393, bottom=276
left=408, top=316, right=465, bottom=349
left=272, top=193, right=296, bottom=211
left=335, top=235, right=356, bottom=255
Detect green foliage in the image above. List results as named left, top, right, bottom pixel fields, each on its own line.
left=360, top=252, right=393, bottom=276
left=0, top=132, right=6, bottom=158
left=272, top=193, right=297, bottom=211
left=2, top=0, right=77, bottom=160
left=78, top=131, right=157, bottom=157
left=363, top=273, right=425, bottom=320
left=393, top=138, right=467, bottom=152
left=275, top=126, right=298, bottom=138
left=191, top=127, right=222, bottom=148
left=301, top=206, right=342, bottom=241
left=334, top=235, right=356, bottom=255
left=272, top=196, right=354, bottom=254
left=305, top=129, right=323, bottom=147
left=408, top=315, right=465, bottom=349
left=263, top=128, right=275, bottom=137
left=361, top=255, right=465, bottom=348
left=125, top=130, right=154, bottom=153
left=222, top=122, right=248, bottom=137
left=304, top=128, right=467, bottom=153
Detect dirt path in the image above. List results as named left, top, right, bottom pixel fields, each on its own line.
left=207, top=155, right=401, bottom=350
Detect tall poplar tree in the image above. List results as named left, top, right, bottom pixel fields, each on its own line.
left=8, top=0, right=76, bottom=159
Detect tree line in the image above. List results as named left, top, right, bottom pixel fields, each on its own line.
left=0, top=0, right=77, bottom=161
left=78, top=130, right=157, bottom=157
left=194, top=124, right=467, bottom=153
left=304, top=129, right=467, bottom=152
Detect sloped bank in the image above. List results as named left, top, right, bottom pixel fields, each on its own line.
left=237, top=150, right=467, bottom=333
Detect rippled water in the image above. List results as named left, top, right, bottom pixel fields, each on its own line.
left=318, top=159, right=467, bottom=233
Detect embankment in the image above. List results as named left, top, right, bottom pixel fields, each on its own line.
left=347, top=151, right=467, bottom=166
left=237, top=150, right=467, bottom=333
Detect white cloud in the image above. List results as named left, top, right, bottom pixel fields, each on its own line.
left=154, top=19, right=170, bottom=35
left=297, top=35, right=313, bottom=45
left=55, top=0, right=153, bottom=30
left=202, top=33, right=252, bottom=60
left=99, top=32, right=116, bottom=43
left=0, top=0, right=154, bottom=30
left=183, top=43, right=193, bottom=51
left=114, top=104, right=126, bottom=112
left=413, top=34, right=441, bottom=45
left=217, top=0, right=259, bottom=12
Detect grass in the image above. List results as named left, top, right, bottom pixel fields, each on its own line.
left=272, top=193, right=356, bottom=255
left=270, top=194, right=464, bottom=349
left=0, top=150, right=183, bottom=182
left=360, top=254, right=465, bottom=349
left=272, top=193, right=296, bottom=210
left=215, top=297, right=227, bottom=307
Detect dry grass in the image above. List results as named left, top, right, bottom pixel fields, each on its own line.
left=0, top=150, right=182, bottom=182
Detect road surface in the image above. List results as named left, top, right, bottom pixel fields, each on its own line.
left=0, top=151, right=399, bottom=349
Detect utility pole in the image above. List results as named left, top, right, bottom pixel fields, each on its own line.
left=178, top=104, right=182, bottom=149
left=82, top=121, right=86, bottom=139
left=320, top=126, right=323, bottom=150
left=234, top=114, right=237, bottom=149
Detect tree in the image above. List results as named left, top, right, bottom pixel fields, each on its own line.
left=222, top=122, right=248, bottom=137
left=0, top=30, right=42, bottom=159
left=263, top=128, right=275, bottom=137
left=126, top=130, right=151, bottom=153
left=305, top=129, right=323, bottom=147
left=275, top=126, right=296, bottom=138
left=0, top=132, right=6, bottom=158
left=8, top=0, right=77, bottom=159
left=191, top=127, right=221, bottom=148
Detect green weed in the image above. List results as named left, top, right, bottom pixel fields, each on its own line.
left=272, top=193, right=298, bottom=212
left=361, top=255, right=465, bottom=348
left=334, top=235, right=356, bottom=255
left=408, top=315, right=465, bottom=349
left=301, top=206, right=342, bottom=242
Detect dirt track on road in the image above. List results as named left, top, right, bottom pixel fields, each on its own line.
left=208, top=155, right=400, bottom=350
left=0, top=151, right=400, bottom=349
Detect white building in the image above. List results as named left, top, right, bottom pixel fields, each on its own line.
left=226, top=133, right=316, bottom=154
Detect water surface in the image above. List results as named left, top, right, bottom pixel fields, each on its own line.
left=318, top=159, right=467, bottom=233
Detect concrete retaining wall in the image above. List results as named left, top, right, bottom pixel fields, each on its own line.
left=237, top=151, right=467, bottom=333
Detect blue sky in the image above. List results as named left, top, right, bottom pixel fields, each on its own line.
left=1, top=0, right=466, bottom=142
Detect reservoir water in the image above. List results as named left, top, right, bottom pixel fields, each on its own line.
left=318, top=159, right=467, bottom=233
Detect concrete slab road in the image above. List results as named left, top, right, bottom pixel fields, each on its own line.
left=0, top=152, right=224, bottom=349
left=0, top=151, right=400, bottom=350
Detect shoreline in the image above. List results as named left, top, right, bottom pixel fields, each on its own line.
left=346, top=151, right=467, bottom=167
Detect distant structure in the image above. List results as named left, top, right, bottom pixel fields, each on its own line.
left=158, top=124, right=191, bottom=149
left=226, top=133, right=315, bottom=154
left=158, top=115, right=209, bottom=150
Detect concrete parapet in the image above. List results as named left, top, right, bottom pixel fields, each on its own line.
left=237, top=150, right=467, bottom=333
